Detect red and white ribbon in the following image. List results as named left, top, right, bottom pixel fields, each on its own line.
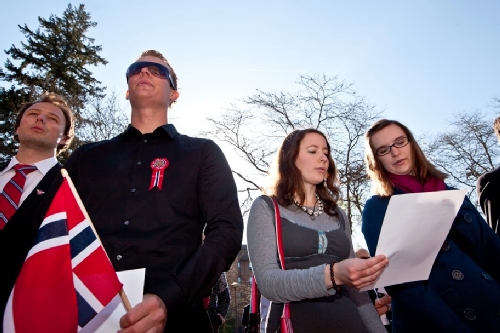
left=149, top=158, right=169, bottom=190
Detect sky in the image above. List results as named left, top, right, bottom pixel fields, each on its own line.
left=1, top=0, right=500, bottom=247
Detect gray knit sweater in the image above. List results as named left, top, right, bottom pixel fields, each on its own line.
left=247, top=196, right=386, bottom=333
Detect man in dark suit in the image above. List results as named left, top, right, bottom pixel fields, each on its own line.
left=0, top=92, right=74, bottom=328
left=477, top=116, right=500, bottom=236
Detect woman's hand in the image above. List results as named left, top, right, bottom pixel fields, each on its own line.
left=374, top=294, right=392, bottom=315
left=326, top=255, right=389, bottom=289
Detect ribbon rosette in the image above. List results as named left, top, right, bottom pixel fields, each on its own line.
left=149, top=158, right=169, bottom=190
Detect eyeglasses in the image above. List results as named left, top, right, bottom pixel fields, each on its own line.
left=375, top=136, right=410, bottom=156
left=125, top=61, right=176, bottom=89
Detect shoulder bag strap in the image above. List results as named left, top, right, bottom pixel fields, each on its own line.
left=270, top=197, right=293, bottom=327
left=271, top=197, right=286, bottom=270
left=250, top=276, right=259, bottom=313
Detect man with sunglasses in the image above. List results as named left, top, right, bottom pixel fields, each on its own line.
left=65, top=50, right=243, bottom=333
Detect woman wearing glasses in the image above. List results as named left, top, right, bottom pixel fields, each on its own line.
left=362, top=119, right=500, bottom=333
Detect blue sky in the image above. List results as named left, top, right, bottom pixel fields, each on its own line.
left=2, top=1, right=499, bottom=135
left=2, top=1, right=499, bottom=246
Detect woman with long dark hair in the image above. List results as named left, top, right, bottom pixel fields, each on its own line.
left=247, top=129, right=389, bottom=333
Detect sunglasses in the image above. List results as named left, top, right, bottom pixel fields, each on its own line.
left=125, top=61, right=176, bottom=89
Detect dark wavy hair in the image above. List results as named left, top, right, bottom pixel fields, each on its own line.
left=270, top=129, right=341, bottom=216
left=364, top=119, right=447, bottom=197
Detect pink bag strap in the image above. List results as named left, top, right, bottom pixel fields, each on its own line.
left=271, top=197, right=286, bottom=270
left=250, top=275, right=259, bottom=313
left=271, top=197, right=292, bottom=318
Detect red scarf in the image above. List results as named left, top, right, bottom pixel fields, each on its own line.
left=389, top=173, right=446, bottom=193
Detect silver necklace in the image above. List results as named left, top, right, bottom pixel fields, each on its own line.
left=293, top=194, right=324, bottom=217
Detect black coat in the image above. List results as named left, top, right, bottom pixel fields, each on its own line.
left=477, top=166, right=500, bottom=236
left=363, top=188, right=500, bottom=332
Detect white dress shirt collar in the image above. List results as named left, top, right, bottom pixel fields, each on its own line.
left=1, top=156, right=58, bottom=176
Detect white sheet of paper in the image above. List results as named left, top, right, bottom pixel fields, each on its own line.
left=80, top=268, right=145, bottom=333
left=360, top=190, right=466, bottom=291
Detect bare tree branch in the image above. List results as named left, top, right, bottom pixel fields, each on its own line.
left=76, top=91, right=129, bottom=144
left=425, top=107, right=500, bottom=206
left=203, top=74, right=382, bottom=227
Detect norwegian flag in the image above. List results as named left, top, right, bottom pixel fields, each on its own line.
left=3, top=177, right=123, bottom=333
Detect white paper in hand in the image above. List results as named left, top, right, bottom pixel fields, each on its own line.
left=360, top=190, right=466, bottom=291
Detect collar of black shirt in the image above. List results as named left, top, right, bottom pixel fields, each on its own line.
left=122, top=124, right=178, bottom=141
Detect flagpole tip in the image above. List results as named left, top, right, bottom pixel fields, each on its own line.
left=61, top=168, right=69, bottom=178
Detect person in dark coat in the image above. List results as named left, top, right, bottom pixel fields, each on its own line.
left=207, top=272, right=230, bottom=332
left=476, top=115, right=500, bottom=236
left=362, top=119, right=500, bottom=333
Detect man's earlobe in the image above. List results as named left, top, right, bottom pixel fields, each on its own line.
left=59, top=135, right=68, bottom=146
left=170, top=90, right=179, bottom=102
left=126, top=90, right=130, bottom=100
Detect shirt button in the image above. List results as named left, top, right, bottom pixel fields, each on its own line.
left=482, top=272, right=493, bottom=281
left=131, top=188, right=136, bottom=193
left=124, top=221, right=130, bottom=226
left=463, top=308, right=476, bottom=321
left=452, top=270, right=464, bottom=280
left=137, top=161, right=142, bottom=165
left=143, top=139, right=148, bottom=143
left=463, top=214, right=472, bottom=223
left=116, top=255, right=123, bottom=261
left=441, top=240, right=450, bottom=251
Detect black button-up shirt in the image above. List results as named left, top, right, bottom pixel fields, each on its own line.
left=64, top=124, right=243, bottom=310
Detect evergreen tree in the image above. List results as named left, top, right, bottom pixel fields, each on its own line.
left=0, top=86, right=34, bottom=164
left=1, top=3, right=108, bottom=160
left=3, top=3, right=107, bottom=111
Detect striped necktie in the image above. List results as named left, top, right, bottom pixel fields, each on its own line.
left=0, top=164, right=38, bottom=229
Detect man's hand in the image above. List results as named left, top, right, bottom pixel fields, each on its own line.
left=118, top=294, right=167, bottom=333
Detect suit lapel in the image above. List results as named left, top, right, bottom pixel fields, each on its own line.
left=8, top=163, right=62, bottom=226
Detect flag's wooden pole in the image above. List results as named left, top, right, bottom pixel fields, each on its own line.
left=61, top=168, right=132, bottom=312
